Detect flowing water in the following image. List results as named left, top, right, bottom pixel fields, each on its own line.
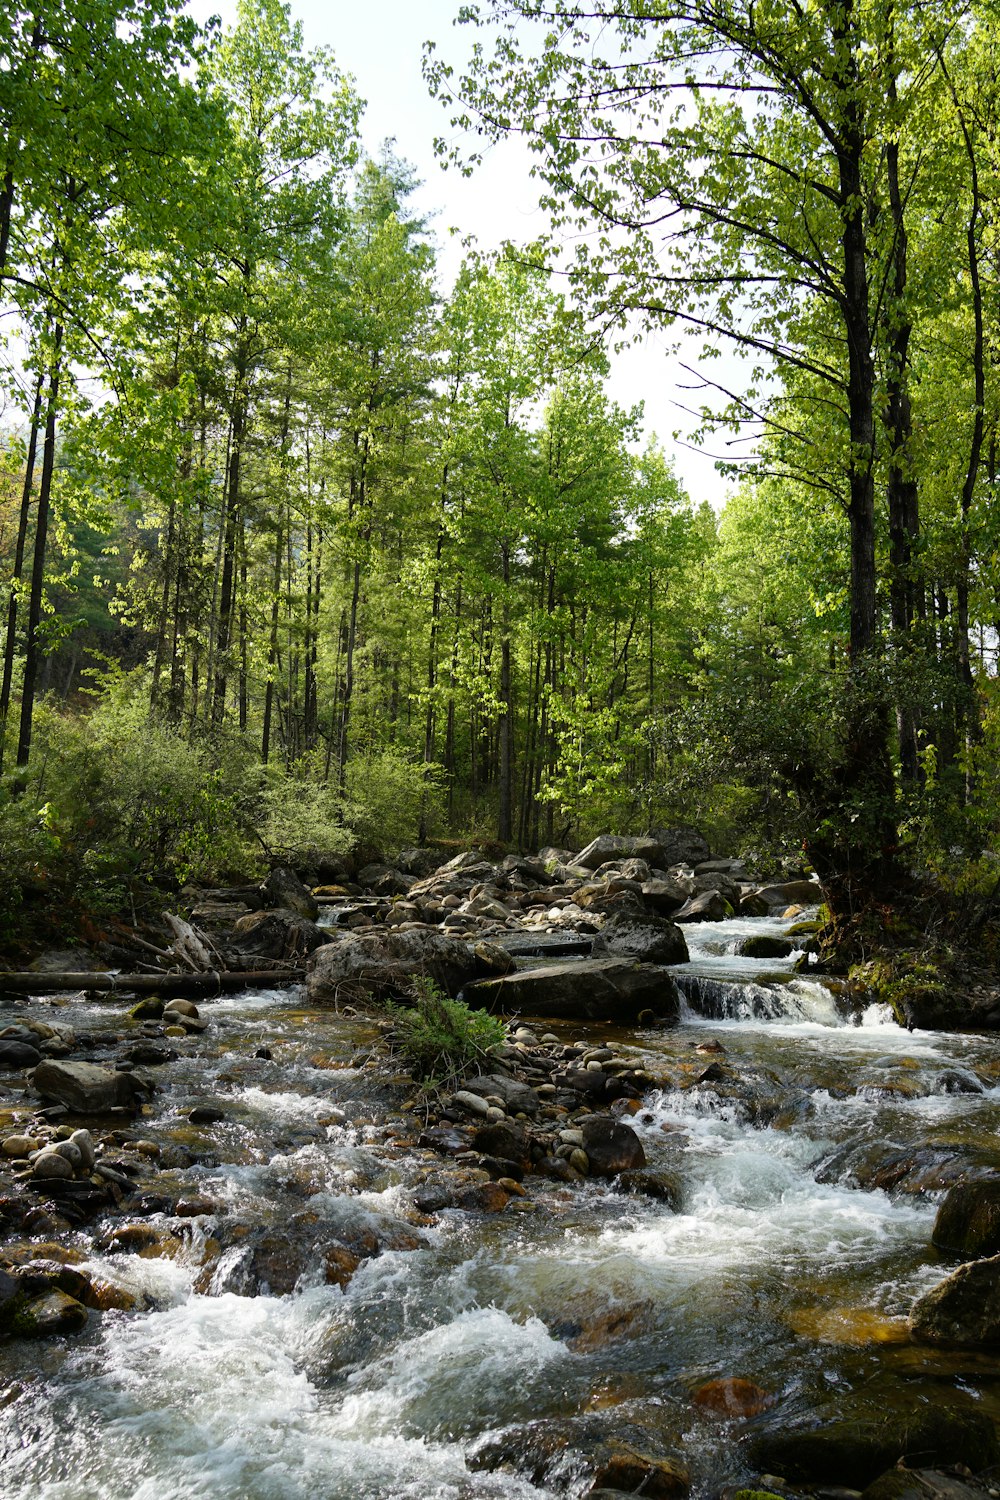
left=2, top=915, right=1000, bottom=1498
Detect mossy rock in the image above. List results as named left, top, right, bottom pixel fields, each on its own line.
left=129, top=997, right=164, bottom=1020
left=738, top=935, right=794, bottom=960
left=787, top=920, right=822, bottom=937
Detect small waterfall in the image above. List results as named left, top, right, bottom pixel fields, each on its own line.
left=677, top=972, right=849, bottom=1026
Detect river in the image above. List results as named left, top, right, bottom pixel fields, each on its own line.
left=1, top=911, right=999, bottom=1497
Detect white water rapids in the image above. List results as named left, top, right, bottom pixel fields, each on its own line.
left=2, top=912, right=999, bottom=1497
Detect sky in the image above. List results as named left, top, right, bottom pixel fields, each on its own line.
left=187, top=0, right=739, bottom=511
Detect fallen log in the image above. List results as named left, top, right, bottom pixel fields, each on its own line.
left=0, top=969, right=305, bottom=997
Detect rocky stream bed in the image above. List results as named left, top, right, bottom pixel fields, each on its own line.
left=0, top=834, right=1000, bottom=1499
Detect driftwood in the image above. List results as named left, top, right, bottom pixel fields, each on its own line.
left=162, top=911, right=224, bottom=972
left=0, top=969, right=304, bottom=997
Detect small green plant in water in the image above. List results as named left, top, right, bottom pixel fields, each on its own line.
left=385, top=976, right=506, bottom=1089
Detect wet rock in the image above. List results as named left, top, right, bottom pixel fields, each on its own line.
left=261, top=865, right=320, bottom=919
left=451, top=1090, right=491, bottom=1118
left=748, top=1402, right=999, bottom=1488
left=30, top=1060, right=150, bottom=1113
left=472, top=1120, right=531, bottom=1168
left=601, top=911, right=689, bottom=966
left=7, top=1288, right=89, bottom=1338
left=910, top=1253, right=1000, bottom=1346
left=231, top=909, right=330, bottom=960
left=188, top=1104, right=225, bottom=1124
left=613, top=1170, right=682, bottom=1208
left=673, top=891, right=732, bottom=923
left=29, top=1148, right=74, bottom=1181
left=552, top=1300, right=654, bottom=1352
left=455, top=1183, right=509, bottom=1213
left=862, top=1469, right=996, bottom=1500
left=464, top=958, right=680, bottom=1024
left=736, top=935, right=794, bottom=959
left=96, top=1224, right=185, bottom=1258
left=461, top=1074, right=540, bottom=1117
left=307, top=928, right=504, bottom=1004
left=418, top=1125, right=472, bottom=1155
left=0, top=1040, right=42, bottom=1070
left=580, top=1116, right=645, bottom=1177
left=738, top=892, right=771, bottom=918
left=590, top=1450, right=689, bottom=1498
left=932, top=1179, right=1000, bottom=1258
left=692, top=1377, right=772, bottom=1418
left=648, top=826, right=711, bottom=867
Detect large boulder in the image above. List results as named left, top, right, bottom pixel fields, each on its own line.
left=640, top=874, right=696, bottom=914
left=230, top=909, right=332, bottom=961
left=910, top=1254, right=1000, bottom=1346
left=260, top=866, right=319, bottom=921
left=601, top=911, right=689, bottom=966
left=463, top=958, right=680, bottom=1023
left=673, top=891, right=732, bottom=923
left=580, top=1115, right=646, bottom=1177
left=396, top=848, right=449, bottom=877
left=931, top=1179, right=1000, bottom=1259
left=755, top=879, right=821, bottom=908
left=306, top=929, right=506, bottom=1004
left=749, top=1402, right=999, bottom=1489
left=576, top=835, right=665, bottom=871
left=648, top=825, right=711, bottom=867
left=30, top=1061, right=151, bottom=1113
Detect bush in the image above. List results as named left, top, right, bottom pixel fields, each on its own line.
left=344, top=750, right=446, bottom=855
left=385, top=976, right=506, bottom=1087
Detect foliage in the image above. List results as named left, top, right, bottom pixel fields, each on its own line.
left=384, top=976, right=506, bottom=1088
left=344, top=751, right=446, bottom=856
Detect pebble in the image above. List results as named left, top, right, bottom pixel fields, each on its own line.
left=1, top=1135, right=40, bottom=1158
left=451, top=1091, right=491, bottom=1117
left=30, top=1149, right=74, bottom=1180
left=569, top=1149, right=590, bottom=1175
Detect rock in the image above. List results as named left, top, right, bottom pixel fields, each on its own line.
left=736, top=934, right=794, bottom=959
left=738, top=892, right=771, bottom=917
left=673, top=891, right=732, bottom=923
left=910, top=1254, right=1000, bottom=1346
left=8, top=1289, right=89, bottom=1337
left=396, top=848, right=448, bottom=877
left=464, top=958, right=680, bottom=1024
left=576, top=834, right=665, bottom=871
left=260, top=866, right=319, bottom=920
left=580, top=1116, right=645, bottom=1177
left=647, top=825, right=711, bottom=867
left=163, top=999, right=199, bottom=1019
left=307, top=929, right=504, bottom=1004
left=692, top=1377, right=772, bottom=1417
left=451, top=1090, right=491, bottom=1118
left=640, top=876, right=696, bottom=914
left=462, top=1074, right=540, bottom=1117
left=749, top=1402, right=999, bottom=1488
left=1, top=1135, right=40, bottom=1159
left=0, top=1040, right=42, bottom=1070
left=553, top=1300, right=654, bottom=1352
left=472, top=1121, right=531, bottom=1168
left=455, top=1183, right=509, bottom=1213
left=590, top=1450, right=689, bottom=1498
left=601, top=911, right=689, bottom=965
left=862, top=1469, right=996, bottom=1500
left=931, top=1180, right=1000, bottom=1258
left=613, top=1170, right=682, bottom=1208
left=30, top=1060, right=150, bottom=1113
left=231, top=909, right=330, bottom=960
left=68, top=1130, right=95, bottom=1172
left=755, top=879, right=821, bottom=907
left=30, top=1149, right=74, bottom=1180
left=188, top=1104, right=225, bottom=1124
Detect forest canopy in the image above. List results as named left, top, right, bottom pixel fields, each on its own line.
left=0, top=0, right=998, bottom=953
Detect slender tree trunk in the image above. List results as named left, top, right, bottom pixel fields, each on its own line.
left=0, top=372, right=44, bottom=772
left=16, top=327, right=63, bottom=772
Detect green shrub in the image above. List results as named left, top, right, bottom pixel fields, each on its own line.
left=344, top=750, right=446, bottom=855
left=385, top=976, right=506, bottom=1087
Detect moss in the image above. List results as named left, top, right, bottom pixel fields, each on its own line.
left=787, top=919, right=821, bottom=936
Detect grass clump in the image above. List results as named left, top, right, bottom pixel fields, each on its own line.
left=385, top=976, right=506, bottom=1089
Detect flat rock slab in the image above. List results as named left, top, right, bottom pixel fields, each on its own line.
left=463, top=958, right=679, bottom=1023
left=30, top=1061, right=150, bottom=1114
left=491, top=933, right=595, bottom=959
